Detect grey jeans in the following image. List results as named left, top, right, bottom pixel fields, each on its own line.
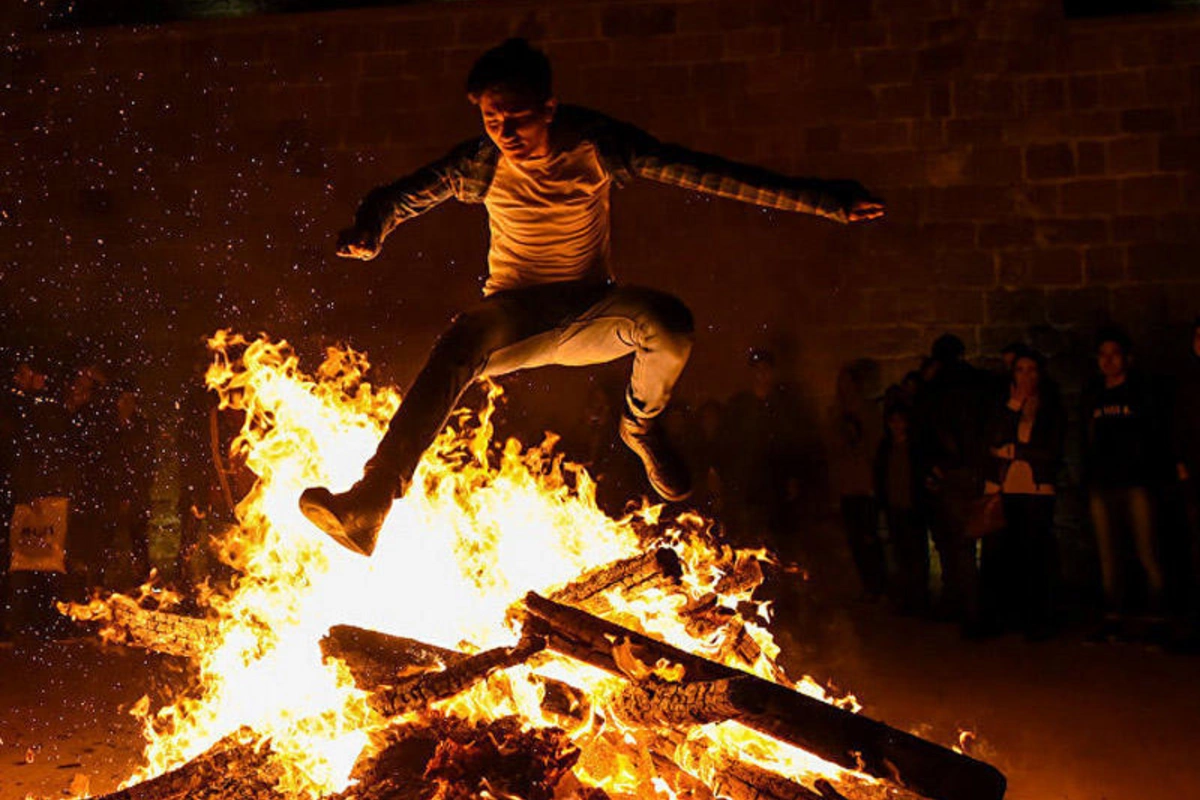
left=367, top=280, right=694, bottom=489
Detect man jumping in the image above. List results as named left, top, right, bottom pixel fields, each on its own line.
left=299, top=38, right=885, bottom=556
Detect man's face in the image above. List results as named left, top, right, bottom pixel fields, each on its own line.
left=1097, top=341, right=1128, bottom=381
left=477, top=89, right=556, bottom=162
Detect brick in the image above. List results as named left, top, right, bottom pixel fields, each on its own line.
left=1025, top=143, right=1075, bottom=181
left=924, top=222, right=978, bottom=250
left=691, top=62, right=749, bottom=96
left=540, top=7, right=603, bottom=40
left=987, top=289, right=1047, bottom=325
left=1159, top=212, right=1200, bottom=242
left=1069, top=75, right=1100, bottom=110
left=876, top=84, right=925, bottom=118
left=912, top=119, right=946, bottom=148
left=781, top=23, right=836, bottom=52
left=979, top=219, right=1035, bottom=249
left=1120, top=108, right=1178, bottom=134
left=934, top=250, right=995, bottom=286
left=935, top=289, right=986, bottom=324
left=667, top=33, right=724, bottom=63
left=742, top=56, right=805, bottom=93
left=1016, top=184, right=1061, bottom=217
left=1066, top=34, right=1120, bottom=72
left=1107, top=136, right=1158, bottom=176
left=1031, top=248, right=1084, bottom=285
left=1111, top=215, right=1161, bottom=243
left=805, top=126, right=841, bottom=153
left=724, top=28, right=782, bottom=59
left=1099, top=71, right=1147, bottom=108
left=1145, top=67, right=1190, bottom=106
left=1061, top=180, right=1118, bottom=215
left=848, top=326, right=927, bottom=358
left=1024, top=78, right=1067, bottom=114
left=928, top=83, right=952, bottom=117
left=836, top=21, right=889, bottom=49
left=929, top=186, right=1015, bottom=220
left=1085, top=246, right=1127, bottom=283
left=1077, top=141, right=1105, bottom=176
left=946, top=118, right=1003, bottom=145
left=602, top=5, right=677, bottom=38
left=455, top=12, right=520, bottom=46
left=816, top=0, right=874, bottom=22
left=858, top=50, right=916, bottom=85
left=1128, top=242, right=1195, bottom=282
left=1059, top=111, right=1121, bottom=138
left=954, top=78, right=1017, bottom=117
left=1160, top=135, right=1200, bottom=173
left=841, top=121, right=911, bottom=151
left=1120, top=175, right=1181, bottom=213
left=966, top=147, right=1022, bottom=184
left=1047, top=287, right=1111, bottom=325
left=918, top=45, right=965, bottom=76
left=1112, top=285, right=1169, bottom=328
left=1036, top=218, right=1109, bottom=246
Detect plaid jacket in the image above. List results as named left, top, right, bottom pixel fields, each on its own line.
left=354, top=105, right=859, bottom=241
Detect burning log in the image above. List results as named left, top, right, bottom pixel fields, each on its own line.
left=318, top=625, right=546, bottom=717
left=521, top=592, right=1005, bottom=800
left=372, top=633, right=545, bottom=716
left=90, top=731, right=278, bottom=800
left=320, top=625, right=466, bottom=689
left=548, top=546, right=683, bottom=610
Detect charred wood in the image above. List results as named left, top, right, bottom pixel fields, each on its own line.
left=521, top=592, right=1006, bottom=800
left=549, top=547, right=683, bottom=611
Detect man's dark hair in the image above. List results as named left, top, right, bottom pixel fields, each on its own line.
left=1095, top=323, right=1133, bottom=353
left=466, top=38, right=553, bottom=104
left=930, top=333, right=966, bottom=364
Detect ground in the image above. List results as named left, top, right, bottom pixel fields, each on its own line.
left=0, top=531, right=1197, bottom=800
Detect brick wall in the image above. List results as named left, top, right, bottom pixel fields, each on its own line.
left=3, top=0, right=1198, bottom=433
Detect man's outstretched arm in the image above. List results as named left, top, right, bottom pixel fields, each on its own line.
left=607, top=121, right=884, bottom=224
left=337, top=139, right=485, bottom=260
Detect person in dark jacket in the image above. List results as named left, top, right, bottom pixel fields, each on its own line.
left=912, top=334, right=991, bottom=633
left=831, top=360, right=885, bottom=601
left=99, top=386, right=157, bottom=587
left=298, top=38, right=886, bottom=557
left=874, top=402, right=930, bottom=615
left=980, top=347, right=1066, bottom=639
left=1082, top=325, right=1169, bottom=634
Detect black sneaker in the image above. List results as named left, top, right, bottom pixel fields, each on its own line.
left=298, top=476, right=396, bottom=557
left=618, top=411, right=692, bottom=502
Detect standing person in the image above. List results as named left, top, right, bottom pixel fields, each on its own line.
left=874, top=402, right=930, bottom=615
left=723, top=349, right=807, bottom=551
left=63, top=363, right=110, bottom=590
left=980, top=347, right=1066, bottom=640
left=7, top=357, right=73, bottom=640
left=912, top=334, right=991, bottom=635
left=100, top=385, right=158, bottom=587
left=299, top=38, right=886, bottom=555
left=1172, top=316, right=1200, bottom=648
left=1082, top=325, right=1169, bottom=638
left=830, top=361, right=885, bottom=602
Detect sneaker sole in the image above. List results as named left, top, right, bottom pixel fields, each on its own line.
left=298, top=494, right=376, bottom=557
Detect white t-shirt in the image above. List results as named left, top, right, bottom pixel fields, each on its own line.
left=483, top=140, right=613, bottom=295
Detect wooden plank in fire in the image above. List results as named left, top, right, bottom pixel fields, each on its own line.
left=520, top=592, right=1006, bottom=800
left=548, top=546, right=683, bottom=610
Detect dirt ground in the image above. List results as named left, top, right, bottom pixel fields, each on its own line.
left=0, top=560, right=1197, bottom=800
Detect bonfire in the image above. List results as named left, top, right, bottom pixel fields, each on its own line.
left=65, top=333, right=1004, bottom=800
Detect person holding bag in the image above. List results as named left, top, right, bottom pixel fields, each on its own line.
left=979, top=346, right=1065, bottom=640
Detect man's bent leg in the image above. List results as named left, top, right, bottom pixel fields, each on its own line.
left=541, top=286, right=695, bottom=500
left=300, top=290, right=570, bottom=555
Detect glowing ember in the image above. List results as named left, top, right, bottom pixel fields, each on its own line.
left=77, top=332, right=874, bottom=799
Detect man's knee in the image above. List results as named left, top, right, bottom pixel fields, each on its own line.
left=631, top=289, right=694, bottom=354
left=431, top=308, right=518, bottom=378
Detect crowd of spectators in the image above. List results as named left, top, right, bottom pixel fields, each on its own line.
left=826, top=325, right=1200, bottom=649
left=0, top=350, right=236, bottom=643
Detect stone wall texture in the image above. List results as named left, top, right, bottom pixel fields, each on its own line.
left=3, top=0, right=1199, bottom=436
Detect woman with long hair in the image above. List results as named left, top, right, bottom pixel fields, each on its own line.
left=981, top=346, right=1066, bottom=639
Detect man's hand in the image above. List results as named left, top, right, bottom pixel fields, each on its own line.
left=848, top=197, right=886, bottom=222
left=336, top=227, right=382, bottom=260
left=827, top=180, right=886, bottom=223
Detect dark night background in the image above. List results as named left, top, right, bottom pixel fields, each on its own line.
left=2, top=3, right=1200, bottom=799
left=2, top=0, right=1198, bottom=530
